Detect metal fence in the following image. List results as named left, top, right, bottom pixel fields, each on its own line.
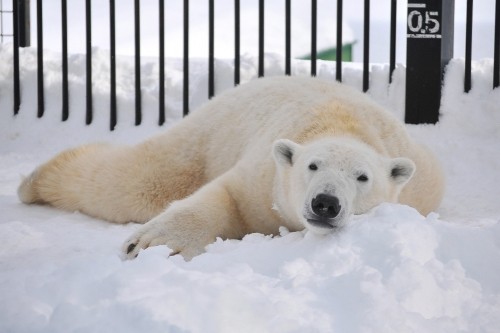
left=5, top=0, right=500, bottom=130
left=0, top=1, right=12, bottom=42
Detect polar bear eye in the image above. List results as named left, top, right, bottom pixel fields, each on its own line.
left=357, top=174, right=369, bottom=182
left=309, top=163, right=318, bottom=171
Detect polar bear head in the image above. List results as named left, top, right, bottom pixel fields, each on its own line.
left=272, top=137, right=416, bottom=234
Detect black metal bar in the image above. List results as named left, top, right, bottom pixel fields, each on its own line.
left=311, top=0, right=317, bottom=76
left=258, top=0, right=264, bottom=77
left=208, top=0, right=214, bottom=98
left=336, top=0, right=343, bottom=82
left=389, top=0, right=396, bottom=83
left=234, top=0, right=240, bottom=85
left=464, top=0, right=473, bottom=92
left=183, top=0, right=189, bottom=116
left=285, top=0, right=291, bottom=75
left=405, top=0, right=455, bottom=124
left=363, top=0, right=370, bottom=92
left=37, top=0, right=44, bottom=118
left=159, top=0, right=165, bottom=125
left=495, top=0, right=500, bottom=88
left=13, top=0, right=20, bottom=115
left=134, top=0, right=142, bottom=125
left=110, top=0, right=117, bottom=130
left=85, top=0, right=92, bottom=125
left=61, top=0, right=69, bottom=121
left=18, top=0, right=30, bottom=47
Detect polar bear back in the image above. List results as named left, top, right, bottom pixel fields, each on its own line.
left=181, top=76, right=410, bottom=177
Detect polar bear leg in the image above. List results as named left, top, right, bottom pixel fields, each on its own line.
left=122, top=170, right=247, bottom=260
left=18, top=140, right=206, bottom=223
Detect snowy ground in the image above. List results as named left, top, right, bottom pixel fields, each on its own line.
left=1, top=43, right=500, bottom=332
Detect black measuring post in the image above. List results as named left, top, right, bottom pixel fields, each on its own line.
left=311, top=0, right=317, bottom=76
left=134, top=0, right=142, bottom=126
left=208, top=0, right=214, bottom=99
left=389, top=0, right=397, bottom=83
left=234, top=0, right=240, bottom=85
left=110, top=0, right=117, bottom=130
left=183, top=0, right=189, bottom=116
left=61, top=0, right=69, bottom=121
left=36, top=0, right=44, bottom=118
left=405, top=0, right=454, bottom=124
left=285, top=0, right=291, bottom=75
left=336, top=0, right=343, bottom=82
left=159, top=0, right=165, bottom=125
left=258, top=0, right=264, bottom=77
left=13, top=0, right=20, bottom=115
left=464, top=0, right=473, bottom=92
left=362, top=0, right=370, bottom=92
left=494, top=0, right=499, bottom=89
left=85, top=0, right=92, bottom=125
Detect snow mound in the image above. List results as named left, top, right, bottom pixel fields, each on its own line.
left=1, top=204, right=499, bottom=333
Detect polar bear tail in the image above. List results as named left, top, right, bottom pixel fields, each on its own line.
left=18, top=169, right=42, bottom=204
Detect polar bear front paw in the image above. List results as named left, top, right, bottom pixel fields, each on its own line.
left=122, top=234, right=204, bottom=261
left=121, top=210, right=209, bottom=261
left=122, top=231, right=172, bottom=260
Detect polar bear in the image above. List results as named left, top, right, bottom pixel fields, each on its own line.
left=18, top=76, right=444, bottom=259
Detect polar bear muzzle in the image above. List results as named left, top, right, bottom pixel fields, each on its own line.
left=312, top=193, right=341, bottom=218
left=305, top=193, right=346, bottom=231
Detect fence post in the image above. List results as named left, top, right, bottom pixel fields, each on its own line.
left=405, top=0, right=454, bottom=124
left=18, top=0, right=30, bottom=46
left=85, top=0, right=92, bottom=125
left=13, top=0, right=20, bottom=114
left=36, top=0, right=44, bottom=118
left=494, top=0, right=499, bottom=88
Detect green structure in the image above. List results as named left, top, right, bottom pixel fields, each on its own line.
left=302, top=42, right=354, bottom=61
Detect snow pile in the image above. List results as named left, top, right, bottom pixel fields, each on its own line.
left=1, top=43, right=500, bottom=332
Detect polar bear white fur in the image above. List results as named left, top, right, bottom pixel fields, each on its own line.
left=18, top=76, right=444, bottom=259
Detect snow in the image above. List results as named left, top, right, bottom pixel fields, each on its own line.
left=1, top=41, right=500, bottom=332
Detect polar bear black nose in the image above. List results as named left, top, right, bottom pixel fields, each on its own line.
left=311, top=194, right=341, bottom=219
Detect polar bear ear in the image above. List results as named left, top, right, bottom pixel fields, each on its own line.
left=389, top=157, right=416, bottom=185
left=273, top=139, right=301, bottom=167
